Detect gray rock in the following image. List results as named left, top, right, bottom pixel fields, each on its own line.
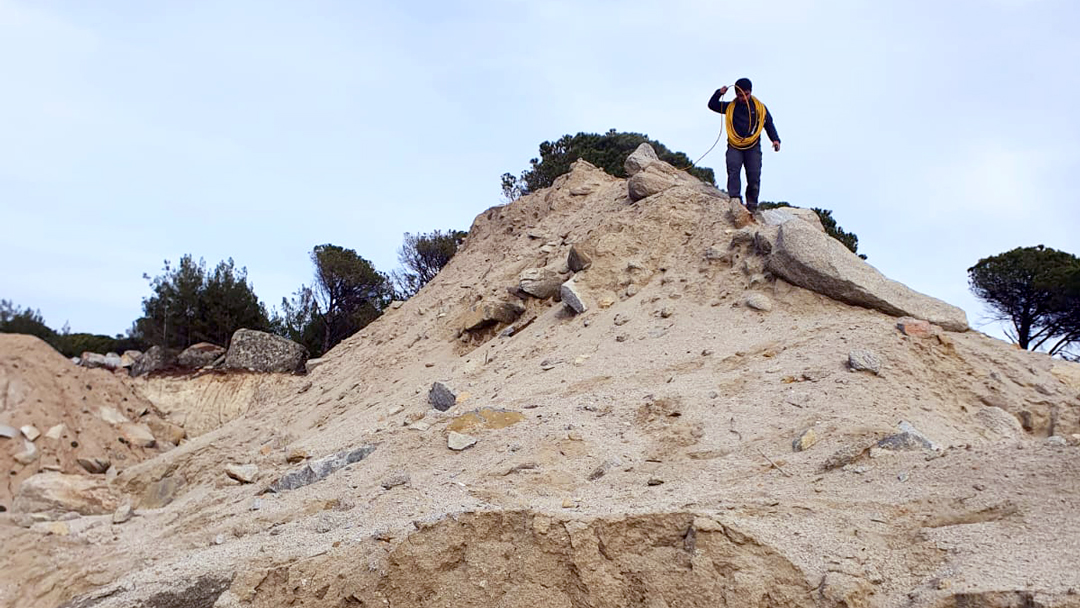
left=746, top=293, right=773, bottom=312
left=59, top=575, right=232, bottom=608
left=877, top=421, right=939, bottom=452
left=139, top=475, right=185, bottom=509
left=120, top=422, right=156, bottom=447
left=13, top=472, right=120, bottom=516
left=793, top=428, right=818, bottom=452
left=13, top=439, right=38, bottom=464
left=130, top=345, right=177, bottom=377
left=628, top=163, right=680, bottom=202
left=568, top=244, right=594, bottom=272
left=120, top=350, right=142, bottom=368
left=223, top=329, right=308, bottom=374
left=974, top=406, right=1023, bottom=440
left=429, top=381, right=457, bottom=411
left=727, top=198, right=753, bottom=228
left=0, top=424, right=18, bottom=439
left=624, top=143, right=659, bottom=176
left=848, top=349, right=881, bottom=375
left=103, top=353, right=123, bottom=370
left=225, top=464, right=259, bottom=484
left=519, top=268, right=563, bottom=299
left=767, top=221, right=968, bottom=331
left=268, top=446, right=376, bottom=493
left=112, top=503, right=133, bottom=524
left=98, top=406, right=129, bottom=426
left=20, top=425, right=40, bottom=442
left=560, top=279, right=588, bottom=314
left=760, top=206, right=825, bottom=231
left=1047, top=435, right=1068, bottom=447
left=460, top=300, right=526, bottom=332
left=77, top=457, right=111, bottom=475
left=448, top=431, right=477, bottom=451
left=79, top=352, right=109, bottom=369
left=314, top=512, right=336, bottom=533
left=177, top=342, right=226, bottom=368
left=380, top=471, right=410, bottom=489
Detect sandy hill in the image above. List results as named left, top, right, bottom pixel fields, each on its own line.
left=0, top=334, right=181, bottom=511
left=3, top=152, right=1080, bottom=608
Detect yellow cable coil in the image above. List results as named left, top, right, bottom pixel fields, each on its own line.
left=725, top=95, right=767, bottom=149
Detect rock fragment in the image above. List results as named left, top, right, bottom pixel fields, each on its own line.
left=848, top=350, right=881, bottom=375
left=380, top=472, right=410, bottom=490
left=877, top=421, right=939, bottom=452
left=896, top=318, right=932, bottom=337
left=746, top=293, right=773, bottom=312
left=225, top=464, right=259, bottom=484
left=792, top=428, right=818, bottom=452
left=13, top=472, right=120, bottom=516
left=119, top=423, right=157, bottom=448
left=447, top=431, right=477, bottom=451
left=112, top=503, right=133, bottom=524
left=269, top=446, right=376, bottom=493
left=561, top=280, right=588, bottom=314
left=77, top=457, right=111, bottom=474
left=429, top=382, right=457, bottom=412
left=568, top=244, right=594, bottom=273
left=13, top=440, right=39, bottom=465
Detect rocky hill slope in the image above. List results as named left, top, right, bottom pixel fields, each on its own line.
left=3, top=150, right=1079, bottom=608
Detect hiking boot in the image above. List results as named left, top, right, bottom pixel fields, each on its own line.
left=746, top=201, right=758, bottom=213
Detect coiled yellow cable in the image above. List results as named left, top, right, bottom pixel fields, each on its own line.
left=725, top=84, right=767, bottom=150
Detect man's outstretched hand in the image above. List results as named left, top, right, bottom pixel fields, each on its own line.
left=772, top=141, right=781, bottom=152
left=717, top=86, right=728, bottom=96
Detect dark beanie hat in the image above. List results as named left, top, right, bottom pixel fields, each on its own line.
left=735, top=77, right=753, bottom=92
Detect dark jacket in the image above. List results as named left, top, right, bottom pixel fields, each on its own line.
left=708, top=89, right=780, bottom=145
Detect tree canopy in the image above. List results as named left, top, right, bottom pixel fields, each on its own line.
left=968, top=245, right=1080, bottom=357
left=310, top=244, right=392, bottom=355
left=132, top=255, right=271, bottom=349
left=501, top=130, right=716, bottom=200
left=392, top=229, right=467, bottom=298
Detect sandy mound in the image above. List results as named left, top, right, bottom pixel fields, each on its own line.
left=0, top=334, right=176, bottom=512
left=3, top=158, right=1080, bottom=608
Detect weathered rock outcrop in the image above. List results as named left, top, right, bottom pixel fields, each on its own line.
left=767, top=220, right=969, bottom=331
left=131, top=345, right=176, bottom=377
left=222, top=329, right=308, bottom=374
left=13, top=472, right=120, bottom=517
left=459, top=300, right=525, bottom=333
left=176, top=342, right=225, bottom=368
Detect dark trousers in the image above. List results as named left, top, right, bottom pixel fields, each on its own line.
left=725, top=143, right=763, bottom=208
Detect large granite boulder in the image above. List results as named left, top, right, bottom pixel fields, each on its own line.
left=223, top=329, right=308, bottom=374
left=624, top=142, right=659, bottom=176
left=519, top=267, right=564, bottom=299
left=628, top=163, right=682, bottom=202
left=13, top=472, right=121, bottom=517
left=767, top=221, right=968, bottom=331
left=130, top=345, right=177, bottom=377
left=177, top=342, right=226, bottom=368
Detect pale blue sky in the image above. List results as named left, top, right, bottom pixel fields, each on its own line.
left=2, top=0, right=1077, bottom=342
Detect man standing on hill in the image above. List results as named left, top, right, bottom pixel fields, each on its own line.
left=707, top=78, right=780, bottom=212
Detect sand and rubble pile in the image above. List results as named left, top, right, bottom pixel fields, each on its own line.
left=2, top=153, right=1080, bottom=608
left=0, top=334, right=180, bottom=513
